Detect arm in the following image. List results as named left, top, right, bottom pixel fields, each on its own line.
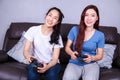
left=23, top=39, right=33, bottom=64
left=92, top=48, right=104, bottom=61
left=47, top=48, right=60, bottom=69
left=92, top=32, right=105, bottom=61
left=46, top=35, right=64, bottom=69
left=38, top=47, right=61, bottom=73
left=83, top=48, right=104, bottom=63
left=94, top=48, right=104, bottom=61
left=65, top=39, right=78, bottom=60
left=84, top=31, right=105, bottom=63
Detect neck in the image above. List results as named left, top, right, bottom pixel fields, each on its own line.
left=86, top=27, right=94, bottom=32
left=42, top=25, right=53, bottom=33
left=43, top=24, right=53, bottom=29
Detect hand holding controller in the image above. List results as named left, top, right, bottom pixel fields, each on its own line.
left=31, top=57, right=43, bottom=68
left=75, top=54, right=88, bottom=58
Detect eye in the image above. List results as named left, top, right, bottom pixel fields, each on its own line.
left=91, top=14, right=95, bottom=17
left=48, top=14, right=52, bottom=17
left=54, top=17, right=58, bottom=20
left=85, top=14, right=89, bottom=16
left=52, top=16, right=59, bottom=21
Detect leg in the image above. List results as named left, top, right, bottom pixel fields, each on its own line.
left=63, top=63, right=83, bottom=80
left=45, top=63, right=61, bottom=80
left=82, top=63, right=100, bottom=80
left=27, top=64, right=41, bottom=80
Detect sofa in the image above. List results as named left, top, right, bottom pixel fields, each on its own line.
left=0, top=22, right=120, bottom=80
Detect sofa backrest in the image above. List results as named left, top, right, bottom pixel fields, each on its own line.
left=2, top=22, right=41, bottom=52
left=2, top=22, right=119, bottom=64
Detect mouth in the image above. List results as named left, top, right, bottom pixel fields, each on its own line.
left=47, top=21, right=53, bottom=25
left=86, top=21, right=92, bottom=24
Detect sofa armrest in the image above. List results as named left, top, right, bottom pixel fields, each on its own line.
left=117, top=33, right=120, bottom=56
left=112, top=33, right=120, bottom=68
left=0, top=50, right=9, bottom=63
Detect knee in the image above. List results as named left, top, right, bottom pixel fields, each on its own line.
left=62, top=73, right=70, bottom=80
left=45, top=72, right=59, bottom=80
left=27, top=64, right=40, bottom=80
left=62, top=76, right=70, bottom=80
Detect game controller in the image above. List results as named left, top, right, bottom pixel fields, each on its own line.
left=75, top=54, right=88, bottom=58
left=31, top=58, right=43, bottom=68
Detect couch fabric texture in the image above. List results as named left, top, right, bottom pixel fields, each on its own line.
left=0, top=22, right=120, bottom=80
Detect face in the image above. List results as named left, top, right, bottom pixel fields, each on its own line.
left=45, top=9, right=59, bottom=27
left=84, top=9, right=98, bottom=27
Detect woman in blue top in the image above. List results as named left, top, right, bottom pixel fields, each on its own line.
left=63, top=5, right=105, bottom=80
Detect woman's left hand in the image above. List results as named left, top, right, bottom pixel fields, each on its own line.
left=37, top=62, right=48, bottom=73
left=83, top=54, right=93, bottom=63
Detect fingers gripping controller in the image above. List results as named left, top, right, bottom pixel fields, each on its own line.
left=75, top=54, right=88, bottom=58
left=31, top=57, right=43, bottom=68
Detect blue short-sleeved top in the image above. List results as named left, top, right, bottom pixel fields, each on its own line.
left=68, top=26, right=105, bottom=66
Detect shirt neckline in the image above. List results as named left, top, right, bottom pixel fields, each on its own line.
left=84, top=30, right=96, bottom=42
left=40, top=25, right=52, bottom=38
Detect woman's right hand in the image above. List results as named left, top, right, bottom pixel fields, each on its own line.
left=25, top=55, right=37, bottom=64
left=71, top=51, right=78, bottom=60
left=25, top=55, right=32, bottom=64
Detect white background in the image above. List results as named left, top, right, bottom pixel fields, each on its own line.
left=0, top=0, right=120, bottom=49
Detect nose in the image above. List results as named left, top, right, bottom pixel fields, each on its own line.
left=49, top=16, right=54, bottom=21
left=87, top=16, right=92, bottom=20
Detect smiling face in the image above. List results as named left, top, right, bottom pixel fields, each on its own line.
left=45, top=9, right=60, bottom=27
left=84, top=9, right=98, bottom=28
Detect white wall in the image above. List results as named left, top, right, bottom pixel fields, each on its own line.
left=0, top=0, right=120, bottom=49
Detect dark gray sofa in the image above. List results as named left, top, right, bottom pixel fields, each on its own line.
left=0, top=22, right=120, bottom=80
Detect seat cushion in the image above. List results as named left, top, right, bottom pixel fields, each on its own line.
left=100, top=68, right=120, bottom=80
left=0, top=62, right=27, bottom=80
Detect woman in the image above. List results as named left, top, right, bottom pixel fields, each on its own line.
left=23, top=7, right=64, bottom=80
left=63, top=5, right=105, bottom=80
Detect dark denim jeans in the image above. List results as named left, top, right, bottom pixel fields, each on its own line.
left=27, top=63, right=61, bottom=80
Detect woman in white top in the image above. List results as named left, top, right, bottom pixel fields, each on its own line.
left=23, top=7, right=64, bottom=80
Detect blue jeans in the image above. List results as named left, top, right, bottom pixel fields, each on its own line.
left=27, top=63, right=61, bottom=80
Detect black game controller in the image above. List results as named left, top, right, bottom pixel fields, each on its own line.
left=31, top=58, right=43, bottom=68
left=75, top=54, right=88, bottom=58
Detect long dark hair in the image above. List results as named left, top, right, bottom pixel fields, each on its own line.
left=75, top=5, right=100, bottom=53
left=46, top=7, right=64, bottom=44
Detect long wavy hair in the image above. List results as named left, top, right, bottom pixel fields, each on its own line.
left=75, top=5, right=100, bottom=53
left=46, top=7, right=64, bottom=44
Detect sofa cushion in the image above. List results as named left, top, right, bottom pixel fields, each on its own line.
left=113, top=56, right=120, bottom=68
left=0, top=62, right=27, bottom=80
left=7, top=31, right=33, bottom=64
left=100, top=68, right=120, bottom=80
left=97, top=44, right=116, bottom=69
left=99, top=26, right=118, bottom=44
